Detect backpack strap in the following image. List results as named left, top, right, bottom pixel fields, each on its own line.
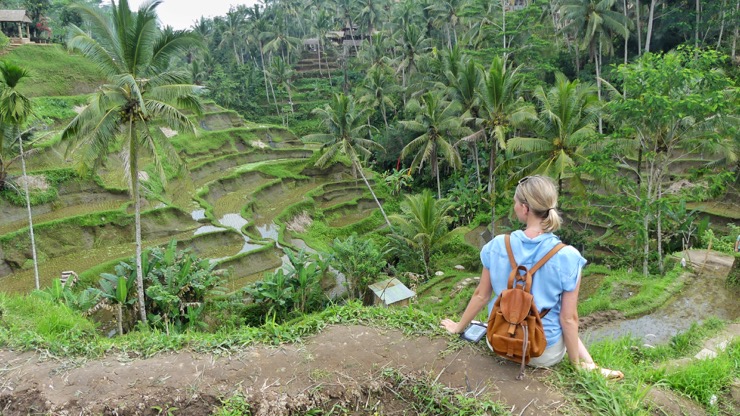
left=504, top=234, right=517, bottom=270
left=504, top=235, right=568, bottom=318
left=530, top=243, right=567, bottom=275
left=530, top=243, right=566, bottom=319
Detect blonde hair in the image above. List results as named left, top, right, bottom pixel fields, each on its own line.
left=514, top=175, right=562, bottom=233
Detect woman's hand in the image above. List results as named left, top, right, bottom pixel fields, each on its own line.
left=440, top=318, right=461, bottom=334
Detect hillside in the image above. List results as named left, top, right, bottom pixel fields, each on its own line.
left=0, top=44, right=106, bottom=97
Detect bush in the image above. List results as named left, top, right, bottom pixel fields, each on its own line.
left=97, top=240, right=228, bottom=334
left=243, top=247, right=329, bottom=323
left=0, top=32, right=9, bottom=51
left=330, top=233, right=388, bottom=303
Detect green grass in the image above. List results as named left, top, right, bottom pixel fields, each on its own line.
left=555, top=318, right=735, bottom=415
left=1, top=45, right=105, bottom=97
left=578, top=264, right=686, bottom=317
left=30, top=95, right=88, bottom=126
left=0, top=297, right=440, bottom=358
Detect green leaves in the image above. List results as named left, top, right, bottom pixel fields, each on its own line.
left=244, top=247, right=328, bottom=322
left=330, top=234, right=388, bottom=302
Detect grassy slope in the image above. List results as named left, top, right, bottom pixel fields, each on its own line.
left=0, top=44, right=105, bottom=97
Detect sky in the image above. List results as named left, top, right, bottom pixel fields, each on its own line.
left=124, top=0, right=258, bottom=30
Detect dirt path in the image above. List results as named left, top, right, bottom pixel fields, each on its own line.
left=0, top=325, right=568, bottom=415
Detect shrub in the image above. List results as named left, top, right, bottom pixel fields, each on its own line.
left=0, top=33, right=9, bottom=51
left=330, top=233, right=388, bottom=303
left=97, top=241, right=228, bottom=334
left=243, top=247, right=329, bottom=323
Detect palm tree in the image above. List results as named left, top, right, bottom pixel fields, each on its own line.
left=427, top=0, right=465, bottom=49
left=394, top=24, right=432, bottom=92
left=560, top=0, right=629, bottom=132
left=459, top=56, right=535, bottom=235
left=311, top=10, right=334, bottom=78
left=400, top=92, right=466, bottom=199
left=0, top=62, right=39, bottom=290
left=390, top=189, right=454, bottom=277
left=266, top=56, right=296, bottom=115
left=62, top=0, right=203, bottom=323
left=357, top=0, right=384, bottom=42
left=505, top=73, right=600, bottom=193
left=357, top=66, right=397, bottom=129
left=358, top=33, right=393, bottom=71
left=444, top=55, right=482, bottom=185
left=219, top=7, right=247, bottom=65
left=262, top=20, right=302, bottom=65
left=303, top=93, right=392, bottom=229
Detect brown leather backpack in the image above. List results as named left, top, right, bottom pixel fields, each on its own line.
left=486, top=234, right=566, bottom=380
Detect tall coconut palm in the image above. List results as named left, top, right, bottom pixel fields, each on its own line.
left=303, top=93, right=392, bottom=229
left=394, top=24, right=432, bottom=91
left=459, top=56, right=535, bottom=235
left=357, top=0, right=384, bottom=42
left=400, top=92, right=466, bottom=199
left=505, top=73, right=600, bottom=193
left=62, top=0, right=203, bottom=323
left=560, top=0, right=629, bottom=132
left=266, top=56, right=296, bottom=114
left=357, top=66, right=397, bottom=129
left=219, top=7, right=247, bottom=65
left=311, top=10, right=334, bottom=78
left=0, top=62, right=39, bottom=290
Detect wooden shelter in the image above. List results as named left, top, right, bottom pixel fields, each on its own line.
left=369, top=278, right=415, bottom=307
left=0, top=10, right=33, bottom=44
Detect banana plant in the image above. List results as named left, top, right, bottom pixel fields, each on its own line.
left=95, top=273, right=137, bottom=336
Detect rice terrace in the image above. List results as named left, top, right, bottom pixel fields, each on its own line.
left=0, top=0, right=738, bottom=415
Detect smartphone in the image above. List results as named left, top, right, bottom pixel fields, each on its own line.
left=460, top=322, right=487, bottom=343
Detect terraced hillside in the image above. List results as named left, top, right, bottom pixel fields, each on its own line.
left=0, top=46, right=380, bottom=294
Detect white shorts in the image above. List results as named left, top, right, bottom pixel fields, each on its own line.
left=487, top=335, right=566, bottom=368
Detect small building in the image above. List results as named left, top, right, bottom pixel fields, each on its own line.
left=369, top=278, right=415, bottom=307
left=0, top=10, right=33, bottom=45
left=303, top=38, right=320, bottom=52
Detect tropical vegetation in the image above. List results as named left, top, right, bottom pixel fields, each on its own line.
left=0, top=0, right=738, bottom=414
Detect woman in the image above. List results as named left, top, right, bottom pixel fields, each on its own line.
left=441, top=175, right=622, bottom=378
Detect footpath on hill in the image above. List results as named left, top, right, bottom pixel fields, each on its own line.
left=0, top=325, right=567, bottom=415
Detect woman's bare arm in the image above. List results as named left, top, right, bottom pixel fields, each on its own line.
left=441, top=268, right=494, bottom=333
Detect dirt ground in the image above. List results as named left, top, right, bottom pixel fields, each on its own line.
left=0, top=325, right=569, bottom=415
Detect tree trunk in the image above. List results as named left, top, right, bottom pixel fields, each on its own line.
left=488, top=132, right=497, bottom=236
left=286, top=83, right=294, bottom=114
left=732, top=0, right=739, bottom=61
left=717, top=0, right=727, bottom=48
left=624, top=0, right=629, bottom=64
left=502, top=0, right=506, bottom=50
left=19, top=133, right=40, bottom=290
left=695, top=0, right=700, bottom=51
left=260, top=44, right=271, bottom=105
left=268, top=77, right=280, bottom=115
left=130, top=121, right=147, bottom=323
left=642, top=203, right=650, bottom=276
left=355, top=160, right=393, bottom=230
left=596, top=42, right=603, bottom=134
left=636, top=0, right=643, bottom=55
left=473, top=142, right=481, bottom=187
left=645, top=0, right=658, bottom=53
left=657, top=180, right=664, bottom=274
left=117, top=303, right=124, bottom=336
left=317, top=42, right=323, bottom=76
left=233, top=42, right=241, bottom=65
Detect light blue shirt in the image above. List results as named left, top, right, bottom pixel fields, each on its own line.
left=481, top=230, right=586, bottom=347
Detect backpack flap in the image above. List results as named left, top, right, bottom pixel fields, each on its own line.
left=499, top=288, right=534, bottom=326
